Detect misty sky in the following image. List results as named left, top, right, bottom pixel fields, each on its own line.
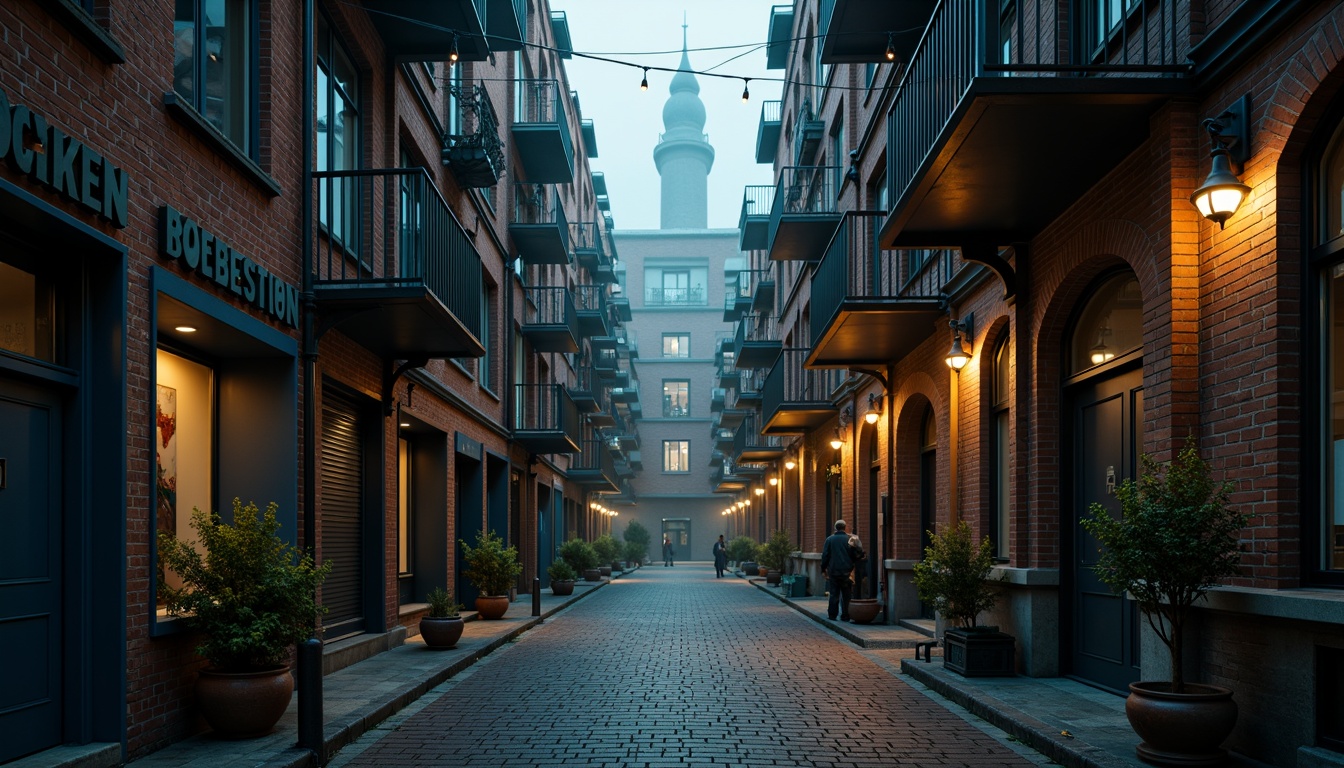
left=550, top=0, right=784, bottom=231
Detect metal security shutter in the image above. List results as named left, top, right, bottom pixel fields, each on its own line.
left=321, top=387, right=365, bottom=640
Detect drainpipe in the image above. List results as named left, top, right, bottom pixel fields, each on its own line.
left=297, top=0, right=323, bottom=760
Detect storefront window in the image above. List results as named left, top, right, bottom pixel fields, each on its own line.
left=154, top=349, right=216, bottom=608
left=1069, top=272, right=1142, bottom=376
left=0, top=258, right=58, bottom=363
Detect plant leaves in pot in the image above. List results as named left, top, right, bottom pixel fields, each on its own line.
left=547, top=559, right=577, bottom=596
left=912, top=520, right=1014, bottom=677
left=157, top=499, right=332, bottom=738
left=420, top=587, right=464, bottom=649
left=459, top=529, right=523, bottom=620
left=1083, top=436, right=1247, bottom=767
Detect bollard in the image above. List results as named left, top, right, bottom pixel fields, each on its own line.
left=532, top=577, right=542, bottom=618
left=297, top=636, right=324, bottom=764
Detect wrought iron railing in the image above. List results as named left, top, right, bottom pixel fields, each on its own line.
left=762, top=348, right=841, bottom=421
left=523, top=286, right=577, bottom=330
left=312, top=167, right=481, bottom=340
left=514, top=383, right=580, bottom=437
left=771, top=166, right=841, bottom=221
left=514, top=78, right=572, bottom=162
left=645, top=286, right=706, bottom=306
left=442, top=84, right=504, bottom=188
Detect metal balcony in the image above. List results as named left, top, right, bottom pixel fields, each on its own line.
left=756, top=100, right=782, bottom=163
left=589, top=401, right=617, bottom=429
left=710, top=387, right=726, bottom=413
left=711, top=463, right=749, bottom=493
left=521, top=286, right=579, bottom=353
left=580, top=119, right=597, bottom=158
left=593, top=347, right=619, bottom=379
left=609, top=290, right=630, bottom=321
left=734, top=412, right=784, bottom=463
left=645, top=285, right=706, bottom=307
left=363, top=0, right=487, bottom=62
left=765, top=5, right=793, bottom=69
left=739, top=185, right=775, bottom=252
left=768, top=166, right=843, bottom=261
left=442, top=84, right=505, bottom=188
left=573, top=284, right=612, bottom=339
left=793, top=101, right=824, bottom=166
left=312, top=168, right=484, bottom=359
left=762, top=348, right=840, bottom=434
left=821, top=0, right=936, bottom=64
left=808, top=212, right=948, bottom=367
left=551, top=10, right=572, bottom=58
left=510, top=182, right=570, bottom=265
left=880, top=0, right=1187, bottom=252
left=750, top=268, right=775, bottom=313
left=734, top=314, right=781, bottom=370
left=513, top=383, right=581, bottom=454
left=572, top=221, right=611, bottom=275
left=511, top=79, right=574, bottom=183
left=569, top=362, right=608, bottom=415
left=484, top=0, right=526, bottom=51
left=713, top=425, right=737, bottom=452
left=611, top=380, right=639, bottom=404
left=567, top=436, right=619, bottom=491
left=735, top=368, right=766, bottom=410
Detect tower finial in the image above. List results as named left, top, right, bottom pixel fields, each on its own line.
left=682, top=12, right=688, bottom=52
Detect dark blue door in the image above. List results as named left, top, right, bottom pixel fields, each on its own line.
left=0, top=381, right=62, bottom=762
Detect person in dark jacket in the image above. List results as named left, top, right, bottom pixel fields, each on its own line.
left=662, top=536, right=675, bottom=567
left=821, top=520, right=854, bottom=621
left=712, top=535, right=728, bottom=577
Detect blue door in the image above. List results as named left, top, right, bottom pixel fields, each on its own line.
left=0, top=381, right=62, bottom=762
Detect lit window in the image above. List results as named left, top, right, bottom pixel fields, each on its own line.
left=663, top=380, right=690, bottom=418
left=317, top=14, right=360, bottom=248
left=662, top=333, right=690, bottom=358
left=663, top=440, right=689, bottom=473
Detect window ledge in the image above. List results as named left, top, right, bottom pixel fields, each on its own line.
left=46, top=0, right=125, bottom=64
left=164, top=92, right=282, bottom=198
left=1201, top=585, right=1344, bottom=624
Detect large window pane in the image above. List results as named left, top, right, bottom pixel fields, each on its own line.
left=174, top=0, right=252, bottom=151
left=1327, top=264, right=1344, bottom=571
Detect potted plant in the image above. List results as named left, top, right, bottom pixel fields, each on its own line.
left=558, top=536, right=602, bottom=582
left=758, top=529, right=793, bottom=586
left=419, top=587, right=464, bottom=649
left=623, top=521, right=651, bottom=567
left=912, top=519, right=1014, bottom=677
left=593, top=533, right=620, bottom=575
left=726, top=535, right=757, bottom=575
left=157, top=499, right=331, bottom=738
left=459, top=529, right=523, bottom=620
left=1083, top=436, right=1246, bottom=767
left=547, top=560, right=577, bottom=596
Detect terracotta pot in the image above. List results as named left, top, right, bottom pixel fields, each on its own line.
left=551, top=579, right=575, bottom=596
left=196, top=666, right=293, bottom=738
left=475, top=594, right=510, bottom=620
left=758, top=565, right=770, bottom=577
left=419, top=616, right=464, bottom=649
left=1126, top=682, right=1238, bottom=767
left=848, top=598, right=881, bottom=624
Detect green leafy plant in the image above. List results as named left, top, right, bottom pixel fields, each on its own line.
left=546, top=559, right=577, bottom=582
left=459, top=529, right=523, bottom=597
left=157, top=499, right=332, bottom=671
left=1083, top=436, right=1246, bottom=693
left=757, top=529, right=794, bottom=571
left=622, top=521, right=651, bottom=564
left=558, top=536, right=600, bottom=573
left=592, top=533, right=621, bottom=564
left=726, top=535, right=758, bottom=564
left=912, top=520, right=1000, bottom=630
left=424, top=587, right=461, bottom=619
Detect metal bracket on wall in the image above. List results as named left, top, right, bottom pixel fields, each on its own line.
left=383, top=357, right=429, bottom=415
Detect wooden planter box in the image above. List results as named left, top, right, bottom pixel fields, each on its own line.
left=942, top=628, right=1016, bottom=677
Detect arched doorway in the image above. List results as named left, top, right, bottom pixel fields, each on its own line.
left=1064, top=271, right=1144, bottom=691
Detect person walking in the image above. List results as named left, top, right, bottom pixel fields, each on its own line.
left=712, top=535, right=728, bottom=578
left=662, top=535, right=675, bottom=567
left=821, top=520, right=855, bottom=621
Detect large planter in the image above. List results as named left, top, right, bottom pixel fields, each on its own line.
left=739, top=561, right=757, bottom=576
left=848, top=598, right=881, bottom=624
left=942, top=627, right=1016, bottom=677
left=475, top=594, right=510, bottom=620
left=551, top=579, right=575, bottom=596
left=1126, top=682, right=1238, bottom=767
left=599, top=565, right=612, bottom=577
left=196, top=666, right=293, bottom=738
left=419, top=616, right=464, bottom=649
left=765, top=569, right=782, bottom=585
left=583, top=568, right=603, bottom=582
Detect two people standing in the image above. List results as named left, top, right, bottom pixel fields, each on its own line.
left=821, top=520, right=866, bottom=622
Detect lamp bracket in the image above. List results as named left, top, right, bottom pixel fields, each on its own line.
left=950, top=311, right=974, bottom=341
left=849, top=366, right=889, bottom=393
left=383, top=357, right=429, bottom=415
left=960, top=242, right=1017, bottom=303
left=1205, top=93, right=1251, bottom=170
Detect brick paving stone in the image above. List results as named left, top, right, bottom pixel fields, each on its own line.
left=328, top=566, right=1054, bottom=768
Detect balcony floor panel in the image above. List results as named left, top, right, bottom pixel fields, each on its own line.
left=737, top=342, right=782, bottom=370
left=740, top=216, right=769, bottom=251
left=763, top=405, right=837, bottom=435
left=512, top=126, right=575, bottom=183
left=510, top=224, right=571, bottom=265
left=738, top=447, right=785, bottom=462
left=522, top=324, right=580, bottom=353
left=882, top=85, right=1183, bottom=248
left=364, top=0, right=487, bottom=62
left=822, top=0, right=936, bottom=64
left=808, top=302, right=944, bottom=367
left=514, top=433, right=581, bottom=454
left=316, top=286, right=485, bottom=359
left=769, top=214, right=843, bottom=260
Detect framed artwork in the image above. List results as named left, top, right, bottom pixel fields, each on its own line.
left=156, top=384, right=178, bottom=537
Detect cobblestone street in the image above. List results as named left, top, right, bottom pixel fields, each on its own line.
left=329, top=566, right=1053, bottom=768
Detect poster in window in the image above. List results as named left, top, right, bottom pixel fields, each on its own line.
left=156, top=384, right=178, bottom=537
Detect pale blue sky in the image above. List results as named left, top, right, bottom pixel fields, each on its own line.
left=550, top=1, right=784, bottom=230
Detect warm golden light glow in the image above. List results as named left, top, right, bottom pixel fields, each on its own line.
left=784, top=459, right=796, bottom=471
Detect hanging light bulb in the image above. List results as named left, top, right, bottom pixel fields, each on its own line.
left=640, top=67, right=649, bottom=91
left=741, top=78, right=751, bottom=104
left=885, top=32, right=896, bottom=62
left=449, top=33, right=459, bottom=65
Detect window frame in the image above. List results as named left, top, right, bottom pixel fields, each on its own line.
left=172, top=0, right=258, bottom=156
left=662, top=333, right=691, bottom=358
left=990, top=333, right=1011, bottom=561
left=662, top=379, right=690, bottom=418
left=662, top=439, right=690, bottom=474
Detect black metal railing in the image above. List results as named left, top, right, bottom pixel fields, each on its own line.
left=733, top=412, right=783, bottom=459
left=312, top=167, right=481, bottom=339
left=512, top=182, right=568, bottom=231
left=571, top=436, right=617, bottom=483
left=574, top=283, right=608, bottom=314
left=737, top=314, right=778, bottom=346
left=523, top=286, right=578, bottom=331
left=887, top=0, right=1183, bottom=216
left=762, top=348, right=841, bottom=419
left=740, top=184, right=776, bottom=230
left=645, top=286, right=706, bottom=306
left=771, top=166, right=841, bottom=220
left=442, top=84, right=504, bottom=187
left=514, top=383, right=580, bottom=439
left=514, top=78, right=573, bottom=162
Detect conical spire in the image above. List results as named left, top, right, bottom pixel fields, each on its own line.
left=653, top=19, right=714, bottom=229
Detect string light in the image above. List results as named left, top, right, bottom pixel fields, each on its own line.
left=449, top=33, right=459, bottom=64
left=885, top=32, right=896, bottom=62
left=640, top=67, right=649, bottom=91
left=741, top=78, right=751, bottom=103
